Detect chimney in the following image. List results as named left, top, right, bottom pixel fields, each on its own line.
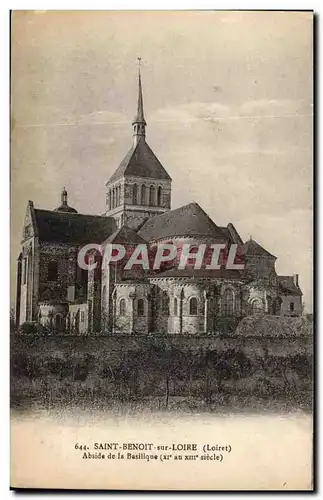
left=293, top=274, right=299, bottom=287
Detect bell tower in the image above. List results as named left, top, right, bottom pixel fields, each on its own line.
left=105, top=61, right=172, bottom=230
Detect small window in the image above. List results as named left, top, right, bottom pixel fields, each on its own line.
left=189, top=297, right=198, bottom=316
left=22, top=257, right=27, bottom=285
left=119, top=298, right=126, bottom=316
left=133, top=184, right=138, bottom=205
left=290, top=302, right=295, bottom=312
left=137, top=298, right=144, bottom=317
left=162, top=292, right=170, bottom=316
left=222, top=289, right=234, bottom=316
left=251, top=298, right=263, bottom=314
left=47, top=261, right=58, bottom=282
left=149, top=185, right=155, bottom=206
left=174, top=297, right=178, bottom=316
left=117, top=185, right=121, bottom=206
left=157, top=186, right=162, bottom=206
left=55, top=314, right=63, bottom=331
left=141, top=185, right=146, bottom=205
left=80, top=268, right=88, bottom=284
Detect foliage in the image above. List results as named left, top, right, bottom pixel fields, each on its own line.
left=10, top=332, right=313, bottom=414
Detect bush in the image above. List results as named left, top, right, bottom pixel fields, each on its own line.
left=17, top=322, right=55, bottom=336
left=214, top=317, right=241, bottom=334
left=18, top=322, right=38, bottom=334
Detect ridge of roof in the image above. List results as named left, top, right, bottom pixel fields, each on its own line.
left=103, top=225, right=147, bottom=245
left=35, top=208, right=108, bottom=218
left=278, top=275, right=303, bottom=296
left=138, top=202, right=228, bottom=242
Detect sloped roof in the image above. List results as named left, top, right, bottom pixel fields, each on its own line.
left=243, top=238, right=276, bottom=259
left=34, top=209, right=116, bottom=244
left=108, top=138, right=171, bottom=183
left=219, top=223, right=243, bottom=244
left=103, top=225, right=147, bottom=245
left=278, top=276, right=303, bottom=296
left=138, top=202, right=228, bottom=242
left=54, top=204, right=78, bottom=214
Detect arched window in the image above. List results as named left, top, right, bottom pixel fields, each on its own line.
left=47, top=260, right=58, bottom=281
left=157, top=186, right=162, bottom=206
left=119, top=298, right=126, bottom=316
left=222, top=288, right=235, bottom=316
left=115, top=186, right=119, bottom=207
left=112, top=188, right=115, bottom=209
left=251, top=298, right=263, bottom=314
left=137, top=298, right=144, bottom=316
left=133, top=184, right=138, bottom=204
left=189, top=297, right=198, bottom=316
left=162, top=291, right=170, bottom=316
left=80, top=268, right=88, bottom=284
left=118, top=185, right=121, bottom=205
left=174, top=297, right=178, bottom=316
left=22, top=257, right=27, bottom=284
left=109, top=190, right=111, bottom=210
left=149, top=185, right=155, bottom=206
left=141, top=184, right=146, bottom=205
left=55, top=314, right=63, bottom=331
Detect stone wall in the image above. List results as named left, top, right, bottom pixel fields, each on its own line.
left=113, top=283, right=151, bottom=334
left=245, top=254, right=276, bottom=278
left=69, top=303, right=88, bottom=334
left=281, top=295, right=303, bottom=316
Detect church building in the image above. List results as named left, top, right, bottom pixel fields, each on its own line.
left=15, top=69, right=303, bottom=334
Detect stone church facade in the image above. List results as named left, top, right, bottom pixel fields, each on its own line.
left=15, top=71, right=303, bottom=334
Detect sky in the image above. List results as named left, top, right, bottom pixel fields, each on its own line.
left=10, top=10, right=313, bottom=310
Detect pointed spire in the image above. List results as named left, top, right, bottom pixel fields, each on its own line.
left=132, top=58, right=147, bottom=147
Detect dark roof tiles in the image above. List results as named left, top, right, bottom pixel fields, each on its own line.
left=138, top=202, right=227, bottom=242
left=278, top=276, right=303, bottom=296
left=243, top=238, right=276, bottom=259
left=34, top=209, right=117, bottom=245
left=108, top=138, right=171, bottom=183
left=103, top=225, right=147, bottom=245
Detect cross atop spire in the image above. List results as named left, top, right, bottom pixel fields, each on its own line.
left=54, top=187, right=78, bottom=213
left=132, top=58, right=147, bottom=146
